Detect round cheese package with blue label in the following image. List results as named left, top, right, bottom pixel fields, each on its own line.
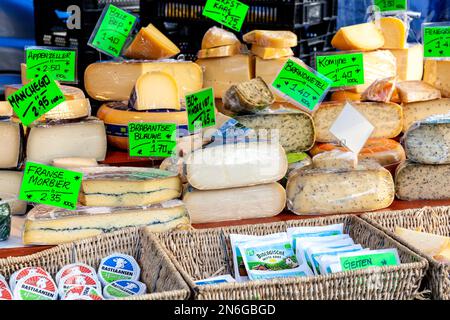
left=103, top=279, right=147, bottom=299
left=98, top=253, right=141, bottom=286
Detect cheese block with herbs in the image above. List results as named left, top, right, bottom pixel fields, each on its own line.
left=396, top=81, right=442, bottom=103
left=23, top=201, right=190, bottom=245
left=402, top=98, right=450, bottom=132
left=312, top=150, right=357, bottom=170
left=79, top=167, right=182, bottom=207
left=424, top=59, right=450, bottom=97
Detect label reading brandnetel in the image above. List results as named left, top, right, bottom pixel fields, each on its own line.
left=423, top=25, right=450, bottom=58
left=88, top=4, right=137, bottom=57
left=128, top=123, right=177, bottom=158
left=186, top=88, right=216, bottom=133
left=374, top=0, right=407, bottom=12
left=19, top=162, right=82, bottom=210
left=203, top=0, right=249, bottom=32
left=26, top=47, right=77, bottom=83
left=316, top=53, right=365, bottom=88
left=7, top=74, right=65, bottom=127
left=272, top=59, right=332, bottom=112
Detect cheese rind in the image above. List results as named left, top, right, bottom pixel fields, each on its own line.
left=0, top=101, right=13, bottom=117
left=195, top=55, right=253, bottom=99
left=201, top=27, right=240, bottom=49
left=395, top=227, right=450, bottom=257
left=424, top=59, right=450, bottom=97
left=0, top=171, right=27, bottom=215
left=395, top=161, right=450, bottom=200
left=287, top=166, right=395, bottom=215
left=84, top=61, right=203, bottom=101
left=184, top=183, right=286, bottom=224
left=124, top=24, right=180, bottom=60
left=243, top=30, right=297, bottom=48
left=402, top=98, right=450, bottom=132
left=330, top=91, right=362, bottom=102
left=197, top=44, right=241, bottom=59
left=52, top=158, right=98, bottom=169
left=5, top=84, right=85, bottom=101
left=313, top=102, right=403, bottom=142
left=332, top=23, right=384, bottom=51
left=396, top=81, right=441, bottom=103
left=129, top=71, right=181, bottom=110
left=380, top=17, right=407, bottom=49
left=26, top=117, right=107, bottom=164
left=250, top=45, right=294, bottom=60
left=0, top=120, right=22, bottom=169
left=186, top=142, right=288, bottom=190
left=388, top=44, right=424, bottom=81
left=23, top=202, right=190, bottom=245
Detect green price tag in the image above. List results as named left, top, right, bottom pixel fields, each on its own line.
left=26, top=47, right=77, bottom=83
left=19, top=162, right=82, bottom=210
left=423, top=25, right=450, bottom=58
left=340, top=252, right=399, bottom=271
left=272, top=59, right=332, bottom=112
left=7, top=74, right=66, bottom=127
left=128, top=122, right=177, bottom=158
left=186, top=88, right=216, bottom=133
left=89, top=4, right=137, bottom=57
left=316, top=53, right=365, bottom=88
left=374, top=0, right=407, bottom=12
left=203, top=0, right=249, bottom=32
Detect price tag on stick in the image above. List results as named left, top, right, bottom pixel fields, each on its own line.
left=88, top=4, right=137, bottom=57
left=373, top=0, right=407, bottom=12
left=19, top=162, right=82, bottom=210
left=423, top=24, right=450, bottom=58
left=203, top=0, right=249, bottom=32
left=128, top=122, right=177, bottom=158
left=7, top=74, right=66, bottom=127
left=186, top=88, right=216, bottom=133
left=26, top=47, right=77, bottom=83
left=316, top=53, right=365, bottom=88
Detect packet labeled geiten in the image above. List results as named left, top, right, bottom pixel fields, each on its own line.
left=238, top=237, right=313, bottom=281
left=306, top=244, right=364, bottom=275
left=230, top=233, right=288, bottom=282
left=98, top=253, right=141, bottom=286
left=287, top=223, right=345, bottom=252
left=329, top=249, right=401, bottom=273
left=56, top=263, right=97, bottom=284
left=316, top=249, right=372, bottom=274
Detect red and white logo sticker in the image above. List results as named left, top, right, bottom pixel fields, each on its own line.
left=13, top=275, right=58, bottom=300
left=59, top=274, right=101, bottom=296
left=0, top=279, right=13, bottom=300
left=10, top=267, right=50, bottom=290
left=63, top=286, right=103, bottom=300
left=56, top=263, right=97, bottom=284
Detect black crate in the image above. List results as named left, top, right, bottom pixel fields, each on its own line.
left=141, top=0, right=338, bottom=29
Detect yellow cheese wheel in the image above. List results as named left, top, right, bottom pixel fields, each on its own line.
left=201, top=27, right=240, bottom=49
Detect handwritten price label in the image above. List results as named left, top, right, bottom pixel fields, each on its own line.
left=128, top=122, right=177, bottom=158
left=423, top=25, right=450, bottom=58
left=272, top=59, right=332, bottom=113
left=88, top=4, right=137, bottom=57
left=316, top=53, right=364, bottom=88
left=203, top=0, right=249, bottom=32
left=186, top=88, right=216, bottom=133
left=26, top=47, right=77, bottom=83
left=19, top=162, right=82, bottom=210
left=374, top=0, right=407, bottom=12
left=340, top=252, right=399, bottom=271
left=7, top=74, right=65, bottom=127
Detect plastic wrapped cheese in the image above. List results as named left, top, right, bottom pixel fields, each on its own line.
left=185, top=142, right=288, bottom=190
left=287, top=163, right=395, bottom=215
left=201, top=27, right=240, bottom=49
left=312, top=150, right=357, bottom=170
left=183, top=183, right=286, bottom=224
left=403, top=115, right=450, bottom=165
left=395, top=161, right=450, bottom=201
left=361, top=77, right=397, bottom=103
left=402, top=98, right=450, bottom=132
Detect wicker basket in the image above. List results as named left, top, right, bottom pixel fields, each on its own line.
left=150, top=215, right=428, bottom=300
left=362, top=206, right=450, bottom=300
left=0, top=228, right=190, bottom=300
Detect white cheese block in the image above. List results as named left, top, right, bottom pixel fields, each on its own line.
left=313, top=102, right=403, bottom=142
left=0, top=120, right=23, bottom=169
left=52, top=158, right=98, bottom=169
left=395, top=227, right=450, bottom=257
left=403, top=98, right=450, bottom=132
left=23, top=201, right=190, bottom=245
left=404, top=116, right=450, bottom=164
left=287, top=165, right=395, bottom=215
left=186, top=142, right=288, bottom=190
left=79, top=167, right=182, bottom=207
left=395, top=161, right=450, bottom=200
left=424, top=59, right=450, bottom=97
left=0, top=171, right=27, bottom=215
left=26, top=117, right=107, bottom=164
left=184, top=183, right=286, bottom=224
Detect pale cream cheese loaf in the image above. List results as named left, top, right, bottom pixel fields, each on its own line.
left=402, top=98, right=450, bottom=132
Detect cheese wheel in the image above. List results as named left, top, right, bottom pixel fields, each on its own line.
left=4, top=84, right=85, bottom=101
left=44, top=98, right=91, bottom=120
left=201, top=27, right=240, bottom=49
left=243, top=30, right=297, bottom=48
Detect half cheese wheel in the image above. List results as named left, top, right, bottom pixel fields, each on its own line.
left=332, top=22, right=385, bottom=51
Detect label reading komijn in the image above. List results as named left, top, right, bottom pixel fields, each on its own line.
left=316, top=53, right=365, bottom=88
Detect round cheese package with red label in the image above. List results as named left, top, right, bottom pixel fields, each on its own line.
left=56, top=263, right=97, bottom=284
left=58, top=274, right=101, bottom=297
left=9, top=267, right=51, bottom=291
left=62, top=286, right=103, bottom=301
left=13, top=274, right=58, bottom=300
left=0, top=278, right=13, bottom=300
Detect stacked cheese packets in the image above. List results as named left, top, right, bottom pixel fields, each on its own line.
left=229, top=223, right=400, bottom=283
left=1, top=253, right=147, bottom=300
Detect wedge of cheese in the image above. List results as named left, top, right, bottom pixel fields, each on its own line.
left=23, top=201, right=190, bottom=245
left=287, top=165, right=394, bottom=215
left=380, top=17, right=407, bottom=49
left=0, top=101, right=13, bottom=117
left=197, top=44, right=241, bottom=59
left=395, top=227, right=450, bottom=257
left=313, top=102, right=403, bottom=142
left=124, top=24, right=180, bottom=60
left=0, top=171, right=27, bottom=216
left=402, top=98, right=450, bottom=132
left=0, top=120, right=23, bottom=169
left=251, top=45, right=294, bottom=60
left=195, top=54, right=253, bottom=99
left=202, top=26, right=240, bottom=49
left=84, top=60, right=203, bottom=101
left=26, top=117, right=107, bottom=164
left=185, top=142, right=288, bottom=190
left=235, top=111, right=315, bottom=153
left=79, top=167, right=182, bottom=207
left=388, top=44, right=423, bottom=81
left=184, top=183, right=286, bottom=224
left=396, top=81, right=441, bottom=103
left=332, top=22, right=384, bottom=51
left=243, top=30, right=297, bottom=48
left=395, top=161, right=450, bottom=200
left=404, top=116, right=450, bottom=164
left=424, top=59, right=450, bottom=97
